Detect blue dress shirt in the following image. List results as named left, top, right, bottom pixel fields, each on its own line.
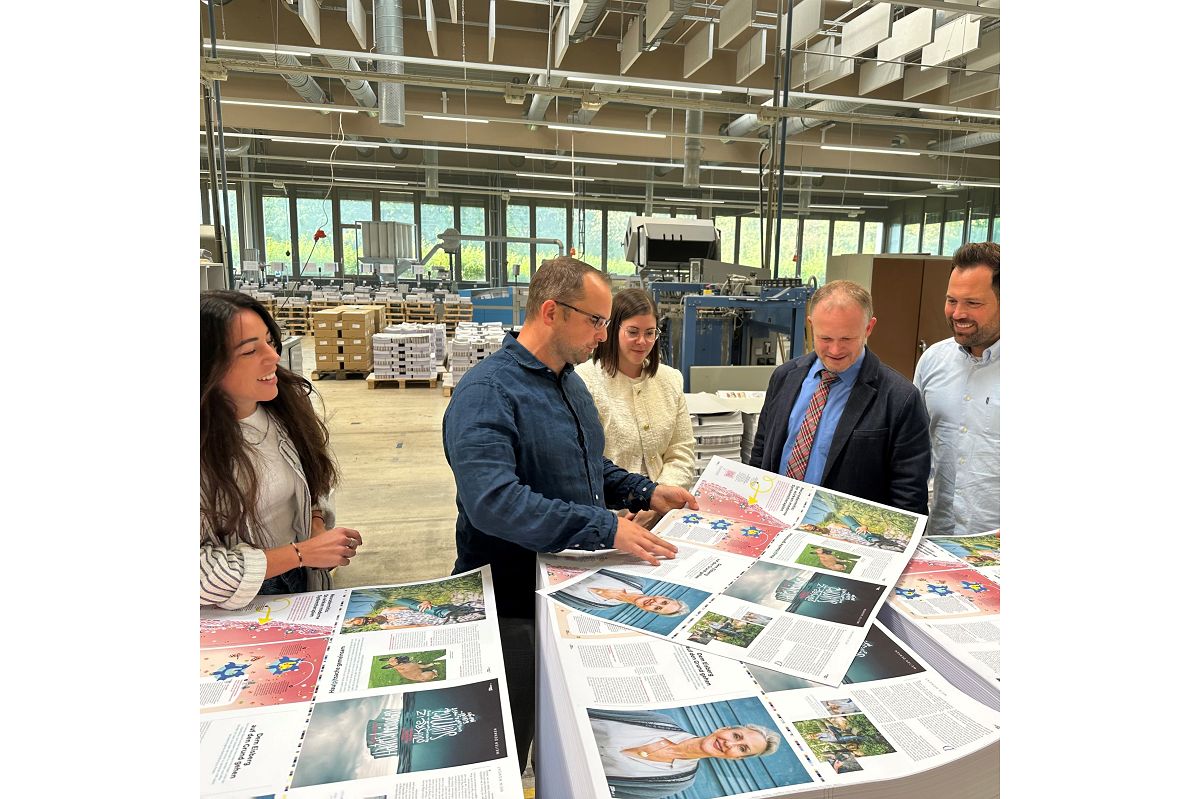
left=443, top=332, right=658, bottom=618
left=777, top=348, right=867, bottom=481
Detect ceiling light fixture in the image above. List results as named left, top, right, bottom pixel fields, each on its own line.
left=306, top=159, right=398, bottom=168
left=214, top=44, right=314, bottom=57
left=548, top=124, right=666, bottom=139
left=333, top=177, right=414, bottom=185
left=661, top=197, right=726, bottom=204
left=738, top=168, right=822, bottom=177
left=508, top=187, right=578, bottom=197
left=928, top=180, right=1000, bottom=188
left=920, top=107, right=1001, bottom=119
left=222, top=99, right=362, bottom=113
left=821, top=145, right=921, bottom=157
left=565, top=77, right=723, bottom=95
left=863, top=191, right=930, bottom=198
left=421, top=114, right=488, bottom=123
left=515, top=172, right=595, bottom=182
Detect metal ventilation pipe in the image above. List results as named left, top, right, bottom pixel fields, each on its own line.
left=386, top=142, right=409, bottom=159
left=722, top=99, right=864, bottom=140
left=375, top=0, right=406, bottom=127
left=200, top=139, right=251, bottom=159
left=570, top=0, right=610, bottom=43
left=683, top=109, right=703, bottom=188
left=260, top=52, right=327, bottom=105
left=930, top=131, right=1001, bottom=152
left=345, top=133, right=375, bottom=158
left=323, top=55, right=377, bottom=108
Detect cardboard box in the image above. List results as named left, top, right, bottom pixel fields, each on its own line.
left=344, top=352, right=372, bottom=369
left=312, top=308, right=343, bottom=332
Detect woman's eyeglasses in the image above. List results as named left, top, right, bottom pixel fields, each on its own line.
left=620, top=326, right=660, bottom=342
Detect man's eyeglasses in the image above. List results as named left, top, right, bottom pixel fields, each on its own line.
left=620, top=326, right=660, bottom=342
left=555, top=300, right=611, bottom=330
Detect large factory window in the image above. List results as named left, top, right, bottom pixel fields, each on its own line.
left=296, top=198, right=335, bottom=274
left=738, top=215, right=763, bottom=268
left=862, top=222, right=883, bottom=254
left=606, top=209, right=637, bottom=275
left=459, top=205, right=487, bottom=282
left=714, top=216, right=737, bottom=262
left=339, top=197, right=371, bottom=274
left=575, top=207, right=603, bottom=270
left=800, top=219, right=830, bottom=283
left=506, top=204, right=532, bottom=283
left=776, top=219, right=799, bottom=278
left=536, top=206, right=566, bottom=269
left=261, top=195, right=292, bottom=273
left=421, top=203, right=454, bottom=272
left=831, top=220, right=861, bottom=257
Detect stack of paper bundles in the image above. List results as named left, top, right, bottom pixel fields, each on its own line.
left=715, top=390, right=767, bottom=462
left=684, top=393, right=745, bottom=477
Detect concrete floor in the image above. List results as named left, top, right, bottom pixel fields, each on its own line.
left=299, top=338, right=461, bottom=591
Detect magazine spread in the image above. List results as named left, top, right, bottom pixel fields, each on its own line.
left=539, top=557, right=1000, bottom=798
left=880, top=530, right=1001, bottom=709
left=199, top=567, right=524, bottom=799
left=540, top=456, right=927, bottom=686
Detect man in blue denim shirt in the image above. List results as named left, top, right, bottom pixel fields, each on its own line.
left=443, top=257, right=698, bottom=769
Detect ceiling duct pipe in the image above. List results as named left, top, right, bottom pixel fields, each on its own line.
left=345, top=133, right=375, bottom=158
left=260, top=52, right=327, bottom=105
left=375, top=0, right=406, bottom=127
left=323, top=55, right=378, bottom=108
left=683, top=109, right=703, bottom=188
left=721, top=99, right=865, bottom=141
left=570, top=0, right=610, bottom=43
left=526, top=74, right=566, bottom=129
left=930, top=130, right=1001, bottom=153
left=386, top=142, right=409, bottom=159
left=200, top=137, right=252, bottom=159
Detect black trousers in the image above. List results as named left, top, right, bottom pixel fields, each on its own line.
left=498, top=615, right=535, bottom=772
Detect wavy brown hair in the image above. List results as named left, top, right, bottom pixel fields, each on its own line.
left=200, top=290, right=337, bottom=547
left=591, top=288, right=660, bottom=378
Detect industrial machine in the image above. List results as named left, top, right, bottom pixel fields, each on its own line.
left=624, top=216, right=815, bottom=391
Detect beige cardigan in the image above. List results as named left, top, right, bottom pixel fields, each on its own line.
left=576, top=359, right=696, bottom=488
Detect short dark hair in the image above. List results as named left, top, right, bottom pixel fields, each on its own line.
left=951, top=242, right=1000, bottom=297
left=527, top=256, right=604, bottom=315
left=592, top=288, right=660, bottom=378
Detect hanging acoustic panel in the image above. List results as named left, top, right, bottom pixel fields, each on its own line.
left=859, top=59, right=904, bottom=94
left=683, top=25, right=714, bottom=78
left=347, top=0, right=368, bottom=50
left=718, top=0, right=755, bottom=48
left=736, top=29, right=768, bottom=83
left=841, top=3, right=892, bottom=57
left=922, top=15, right=981, bottom=67
left=788, top=0, right=824, bottom=48
left=877, top=8, right=934, bottom=63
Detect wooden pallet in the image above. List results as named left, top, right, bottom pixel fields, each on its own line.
left=366, top=373, right=439, bottom=390
left=311, top=369, right=370, bottom=381
left=442, top=383, right=456, bottom=397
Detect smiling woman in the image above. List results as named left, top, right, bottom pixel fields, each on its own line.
left=199, top=290, right=363, bottom=609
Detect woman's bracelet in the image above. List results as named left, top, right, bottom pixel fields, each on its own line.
left=292, top=542, right=304, bottom=567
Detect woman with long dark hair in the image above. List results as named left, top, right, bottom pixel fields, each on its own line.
left=200, top=290, right=362, bottom=608
left=576, top=288, right=695, bottom=526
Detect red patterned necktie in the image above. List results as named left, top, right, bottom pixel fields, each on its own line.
left=785, top=369, right=840, bottom=481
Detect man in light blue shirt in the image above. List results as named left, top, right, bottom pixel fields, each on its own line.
left=914, top=242, right=1000, bottom=536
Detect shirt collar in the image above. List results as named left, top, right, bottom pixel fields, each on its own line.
left=958, top=338, right=1001, bottom=363
left=503, top=330, right=573, bottom=376
left=811, top=347, right=866, bottom=384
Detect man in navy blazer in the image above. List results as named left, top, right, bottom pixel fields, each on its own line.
left=749, top=280, right=931, bottom=515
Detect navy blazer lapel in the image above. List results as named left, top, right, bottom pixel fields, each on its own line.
left=822, top=349, right=879, bottom=481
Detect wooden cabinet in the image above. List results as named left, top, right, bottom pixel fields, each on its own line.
left=824, top=254, right=953, bottom=380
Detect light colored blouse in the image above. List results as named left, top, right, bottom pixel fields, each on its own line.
left=576, top=360, right=696, bottom=488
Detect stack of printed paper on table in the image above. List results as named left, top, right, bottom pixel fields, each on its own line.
left=534, top=543, right=1000, bottom=799
left=685, top=393, right=746, bottom=477
left=199, top=567, right=524, bottom=799
left=879, top=530, right=1000, bottom=711
left=715, top=389, right=767, bottom=463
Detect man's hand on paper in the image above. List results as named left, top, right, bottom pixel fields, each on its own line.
left=649, top=484, right=700, bottom=516
left=613, top=516, right=678, bottom=567
left=632, top=509, right=659, bottom=528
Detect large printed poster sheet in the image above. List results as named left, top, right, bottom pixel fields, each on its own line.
left=884, top=531, right=1001, bottom=691
left=541, top=560, right=999, bottom=797
left=199, top=568, right=524, bottom=799
left=541, top=457, right=926, bottom=687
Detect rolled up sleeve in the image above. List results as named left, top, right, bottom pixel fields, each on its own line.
left=200, top=543, right=266, bottom=609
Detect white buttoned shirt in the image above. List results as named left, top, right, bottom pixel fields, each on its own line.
left=914, top=337, right=1000, bottom=536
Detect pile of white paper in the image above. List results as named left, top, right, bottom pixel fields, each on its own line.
left=445, top=323, right=505, bottom=388
left=715, top=389, right=767, bottom=463
left=879, top=531, right=1001, bottom=711
left=685, top=393, right=746, bottom=477
left=200, top=568, right=524, bottom=799
left=371, top=331, right=437, bottom=379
